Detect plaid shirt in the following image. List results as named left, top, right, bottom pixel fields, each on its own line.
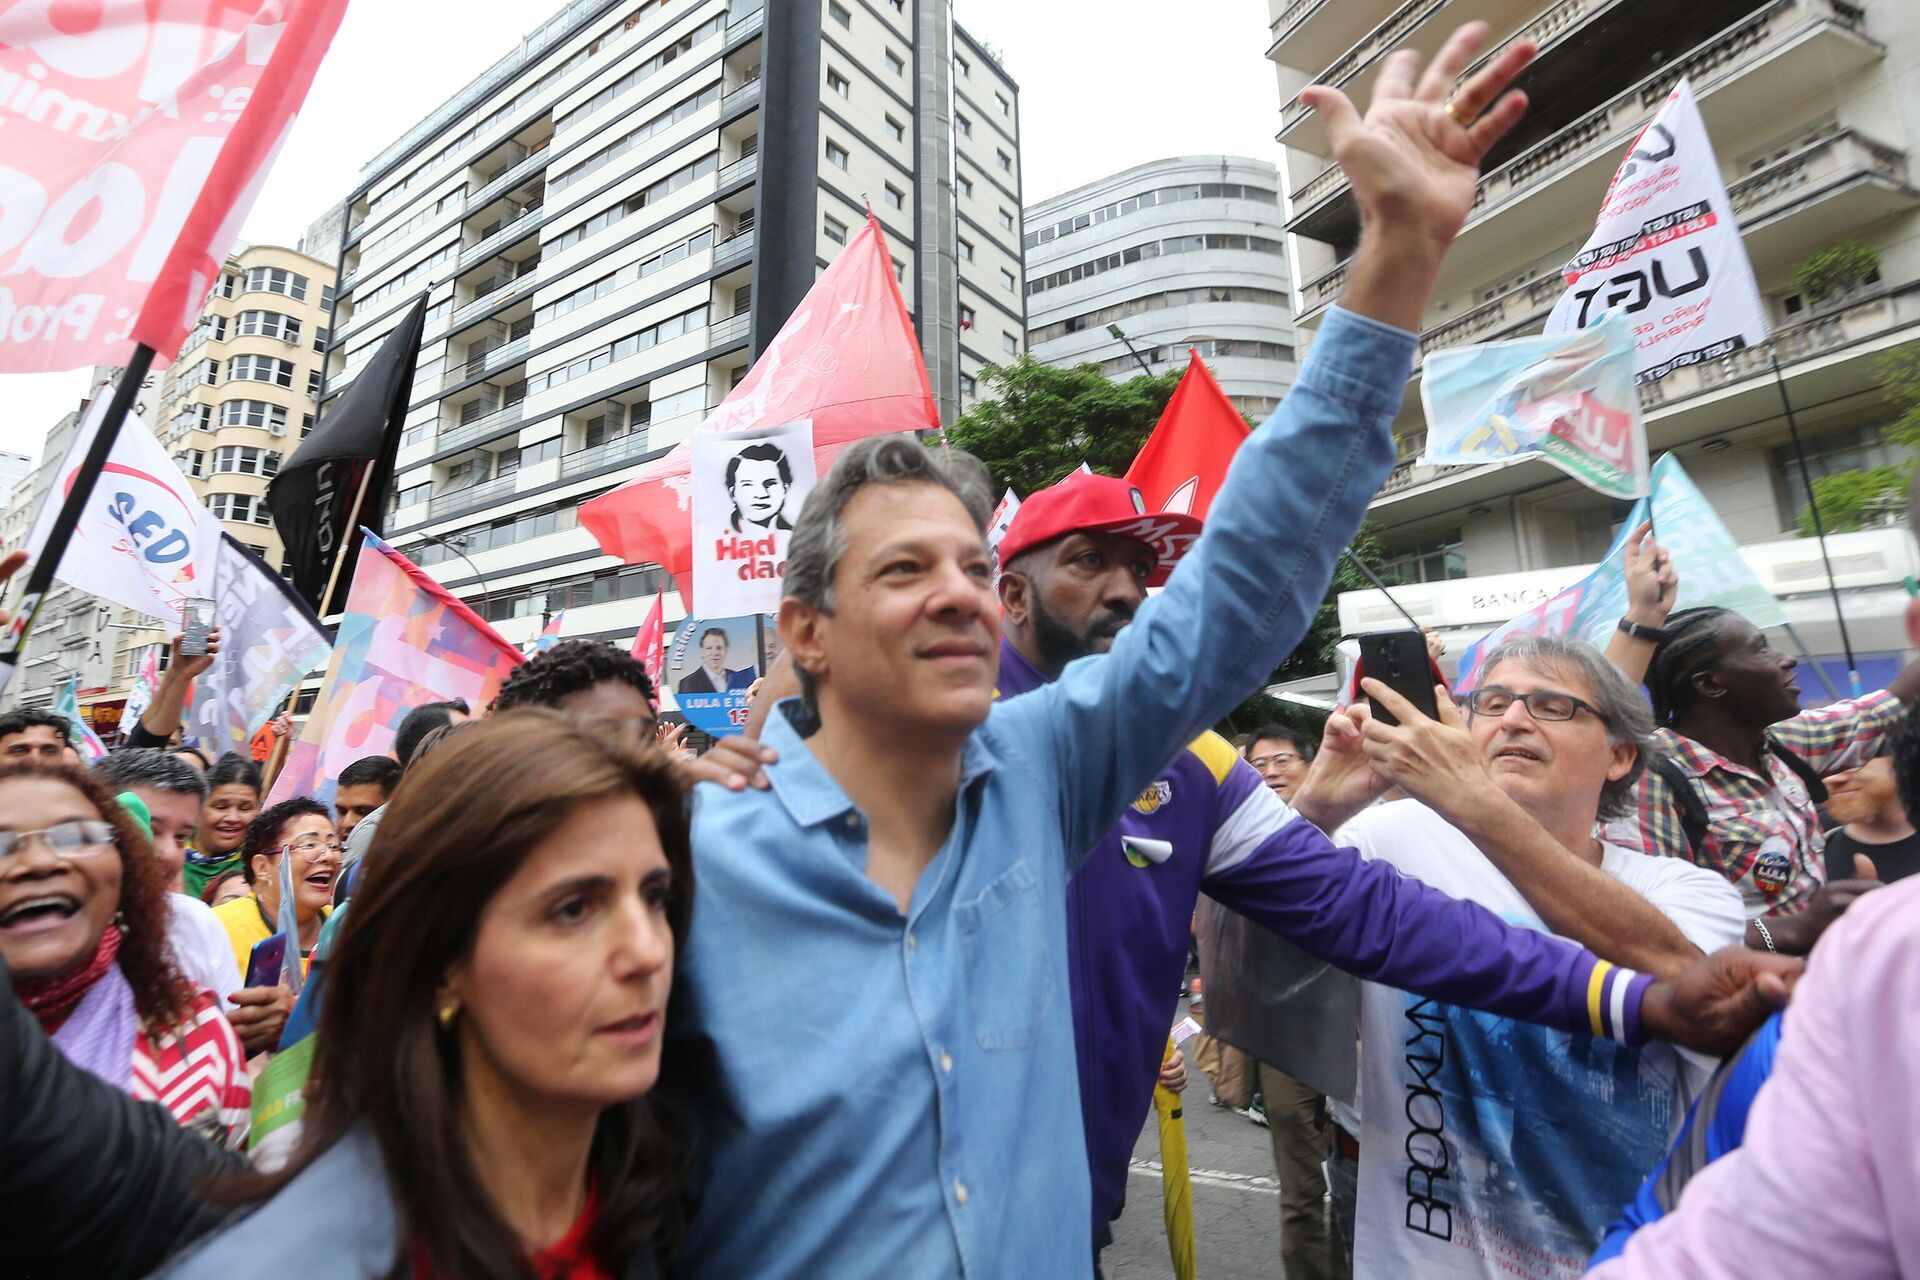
left=1605, top=691, right=1902, bottom=918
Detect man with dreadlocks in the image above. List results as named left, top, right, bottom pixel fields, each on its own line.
left=1603, top=588, right=1920, bottom=953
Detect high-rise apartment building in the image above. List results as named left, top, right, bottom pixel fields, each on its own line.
left=319, top=0, right=1022, bottom=658
left=1024, top=155, right=1296, bottom=420
left=1269, top=0, right=1920, bottom=674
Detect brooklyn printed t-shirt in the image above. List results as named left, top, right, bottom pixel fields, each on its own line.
left=1337, top=800, right=1743, bottom=1280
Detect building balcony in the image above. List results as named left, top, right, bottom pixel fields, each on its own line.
left=1294, top=0, right=1883, bottom=326
left=714, top=227, right=755, bottom=266
left=436, top=401, right=524, bottom=453
left=722, top=77, right=761, bottom=117
left=457, top=204, right=545, bottom=270
left=458, top=334, right=530, bottom=382
left=466, top=145, right=551, bottom=215
left=719, top=152, right=757, bottom=189
left=427, top=471, right=518, bottom=521
left=1267, top=0, right=1393, bottom=73
left=449, top=269, right=538, bottom=331
left=560, top=430, right=654, bottom=478
left=708, top=311, right=750, bottom=348
left=727, top=6, right=763, bottom=44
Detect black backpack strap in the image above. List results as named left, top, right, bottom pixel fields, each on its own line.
left=1764, top=736, right=1830, bottom=805
left=1646, top=752, right=1709, bottom=860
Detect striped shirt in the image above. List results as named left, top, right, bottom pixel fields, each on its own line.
left=1605, top=691, right=1902, bottom=917
left=133, top=990, right=251, bottom=1149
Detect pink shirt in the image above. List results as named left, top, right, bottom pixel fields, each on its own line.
left=1589, top=876, right=1920, bottom=1278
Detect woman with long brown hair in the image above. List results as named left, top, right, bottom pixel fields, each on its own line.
left=160, top=709, right=691, bottom=1279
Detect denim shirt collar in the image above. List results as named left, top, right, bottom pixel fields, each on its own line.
left=761, top=696, right=1001, bottom=829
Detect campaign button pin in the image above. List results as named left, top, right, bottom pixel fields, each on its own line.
left=1753, top=850, right=1793, bottom=895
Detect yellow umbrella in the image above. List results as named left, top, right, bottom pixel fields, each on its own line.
left=1155, top=1036, right=1198, bottom=1280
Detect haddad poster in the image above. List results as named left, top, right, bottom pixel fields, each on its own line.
left=690, top=420, right=816, bottom=617
left=666, top=614, right=779, bottom=738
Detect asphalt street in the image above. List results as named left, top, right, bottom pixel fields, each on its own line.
left=1102, top=998, right=1292, bottom=1279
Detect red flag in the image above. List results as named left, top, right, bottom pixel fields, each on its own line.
left=0, top=0, right=351, bottom=372
left=580, top=212, right=937, bottom=612
left=631, top=593, right=664, bottom=690
left=1124, top=350, right=1251, bottom=519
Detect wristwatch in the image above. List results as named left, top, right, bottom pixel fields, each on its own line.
left=1617, top=617, right=1668, bottom=643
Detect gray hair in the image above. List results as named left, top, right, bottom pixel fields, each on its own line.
left=1478, top=633, right=1655, bottom=821
left=782, top=436, right=993, bottom=705
left=96, top=748, right=211, bottom=801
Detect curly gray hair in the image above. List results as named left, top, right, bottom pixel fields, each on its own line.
left=1478, top=633, right=1655, bottom=821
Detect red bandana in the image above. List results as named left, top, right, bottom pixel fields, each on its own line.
left=16, top=926, right=121, bottom=1033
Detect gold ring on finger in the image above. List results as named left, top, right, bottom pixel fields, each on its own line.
left=1443, top=97, right=1469, bottom=127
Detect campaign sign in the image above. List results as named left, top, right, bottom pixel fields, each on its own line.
left=666, top=614, right=778, bottom=737
left=690, top=421, right=816, bottom=617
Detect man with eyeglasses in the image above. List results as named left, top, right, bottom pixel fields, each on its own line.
left=1297, top=633, right=1745, bottom=1280
left=1245, top=724, right=1313, bottom=801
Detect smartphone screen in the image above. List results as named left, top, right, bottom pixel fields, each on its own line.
left=246, top=933, right=288, bottom=989
left=1359, top=629, right=1442, bottom=727
left=181, top=597, right=216, bottom=656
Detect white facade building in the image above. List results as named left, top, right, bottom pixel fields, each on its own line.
left=1024, top=156, right=1296, bottom=420
left=318, top=0, right=1023, bottom=663
left=1268, top=0, right=1920, bottom=687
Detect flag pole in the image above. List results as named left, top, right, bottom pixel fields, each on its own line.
left=0, top=345, right=158, bottom=700
left=1342, top=548, right=1424, bottom=632
left=316, top=465, right=377, bottom=618
left=1770, top=353, right=1861, bottom=695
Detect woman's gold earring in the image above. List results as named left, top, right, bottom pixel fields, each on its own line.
left=438, top=1002, right=458, bottom=1030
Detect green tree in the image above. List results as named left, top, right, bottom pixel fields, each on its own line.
left=937, top=356, right=1182, bottom=494
left=941, top=356, right=1383, bottom=743
left=1789, top=340, right=1920, bottom=535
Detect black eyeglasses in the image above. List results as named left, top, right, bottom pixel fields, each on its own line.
left=1461, top=686, right=1608, bottom=726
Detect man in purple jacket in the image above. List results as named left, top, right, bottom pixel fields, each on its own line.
left=993, top=473, right=1743, bottom=1270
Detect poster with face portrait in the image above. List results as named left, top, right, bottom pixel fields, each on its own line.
left=665, top=614, right=781, bottom=737
left=691, top=420, right=817, bottom=617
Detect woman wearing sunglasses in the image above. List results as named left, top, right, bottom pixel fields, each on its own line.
left=210, top=798, right=340, bottom=982
left=0, top=760, right=250, bottom=1146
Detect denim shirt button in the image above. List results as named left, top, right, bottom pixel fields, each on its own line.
left=940, top=1050, right=953, bottom=1075
left=954, top=1179, right=970, bottom=1207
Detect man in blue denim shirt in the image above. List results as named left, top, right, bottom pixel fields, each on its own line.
left=669, top=26, right=1794, bottom=1279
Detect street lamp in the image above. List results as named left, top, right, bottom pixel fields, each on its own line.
left=419, top=532, right=494, bottom=619
left=1107, top=323, right=1155, bottom=378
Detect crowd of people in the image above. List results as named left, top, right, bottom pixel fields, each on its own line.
left=3, top=21, right=1917, bottom=1279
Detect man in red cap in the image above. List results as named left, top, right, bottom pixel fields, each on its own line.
left=993, top=472, right=1768, bottom=1276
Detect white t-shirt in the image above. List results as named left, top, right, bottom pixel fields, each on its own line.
left=167, top=892, right=244, bottom=1011
left=1336, top=800, right=1743, bottom=1280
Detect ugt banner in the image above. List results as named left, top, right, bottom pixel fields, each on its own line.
left=1544, top=78, right=1768, bottom=384
left=25, top=384, right=222, bottom=626
left=0, top=0, right=350, bottom=371
left=1421, top=311, right=1649, bottom=500
left=268, top=532, right=522, bottom=808
left=186, top=535, right=331, bottom=756
left=1454, top=453, right=1786, bottom=690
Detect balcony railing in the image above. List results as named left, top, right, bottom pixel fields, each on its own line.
left=723, top=77, right=761, bottom=115
left=1268, top=0, right=1328, bottom=52
left=460, top=333, right=530, bottom=380
left=458, top=203, right=545, bottom=269
left=708, top=312, right=750, bottom=348
left=450, top=270, right=538, bottom=330
left=428, top=472, right=518, bottom=520
left=436, top=401, right=524, bottom=453
left=719, top=152, right=758, bottom=188
left=466, top=144, right=552, bottom=215
left=1281, top=0, right=1448, bottom=132
left=561, top=431, right=654, bottom=478
left=715, top=227, right=755, bottom=265
left=728, top=6, right=763, bottom=42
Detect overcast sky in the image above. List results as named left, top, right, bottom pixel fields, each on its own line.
left=0, top=0, right=1284, bottom=462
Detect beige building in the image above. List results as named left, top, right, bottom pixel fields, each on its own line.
left=1268, top=0, right=1920, bottom=676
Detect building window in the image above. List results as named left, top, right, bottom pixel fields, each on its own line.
left=244, top=266, right=309, bottom=301
left=958, top=304, right=976, bottom=328
left=827, top=0, right=850, bottom=26
left=1378, top=532, right=1466, bottom=584
left=825, top=139, right=849, bottom=170
left=1002, top=333, right=1018, bottom=355
left=175, top=450, right=205, bottom=478
left=211, top=445, right=282, bottom=477
left=308, top=369, right=323, bottom=397
left=1771, top=423, right=1909, bottom=529
left=884, top=184, right=905, bottom=210
left=959, top=373, right=976, bottom=397
left=893, top=257, right=907, bottom=282
left=827, top=67, right=849, bottom=98
left=957, top=237, right=973, bottom=262
left=885, top=115, right=905, bottom=143
left=956, top=173, right=973, bottom=198
left=227, top=354, right=294, bottom=387
left=954, top=53, right=970, bottom=77
left=234, top=310, right=300, bottom=342
left=996, top=149, right=1012, bottom=172
left=824, top=215, right=847, bottom=245
left=206, top=493, right=274, bottom=526
left=955, top=113, right=971, bottom=138
left=995, top=92, right=1010, bottom=116
left=885, top=48, right=903, bottom=76
left=998, top=268, right=1015, bottom=292
left=219, top=400, right=288, bottom=433
left=998, top=207, right=1014, bottom=232
left=890, top=0, right=904, bottom=10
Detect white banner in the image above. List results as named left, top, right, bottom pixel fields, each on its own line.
left=26, top=389, right=223, bottom=627
left=1544, top=78, right=1768, bottom=384
left=987, top=488, right=1021, bottom=586
left=691, top=420, right=816, bottom=617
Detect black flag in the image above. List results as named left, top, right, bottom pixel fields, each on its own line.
left=268, top=295, right=427, bottom=613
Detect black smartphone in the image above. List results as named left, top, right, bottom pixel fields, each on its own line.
left=1359, top=629, right=1441, bottom=728
left=246, top=933, right=288, bottom=989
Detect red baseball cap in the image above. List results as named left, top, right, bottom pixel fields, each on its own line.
left=996, top=471, right=1204, bottom=586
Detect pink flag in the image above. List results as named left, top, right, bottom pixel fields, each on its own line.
left=0, top=0, right=350, bottom=372
left=268, top=533, right=522, bottom=807
left=631, top=594, right=664, bottom=691
left=580, top=211, right=937, bottom=613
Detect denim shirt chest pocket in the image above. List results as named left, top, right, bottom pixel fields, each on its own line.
left=952, top=857, right=1055, bottom=1050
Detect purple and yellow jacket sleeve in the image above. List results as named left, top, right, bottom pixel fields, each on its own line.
left=1200, top=771, right=1653, bottom=1044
